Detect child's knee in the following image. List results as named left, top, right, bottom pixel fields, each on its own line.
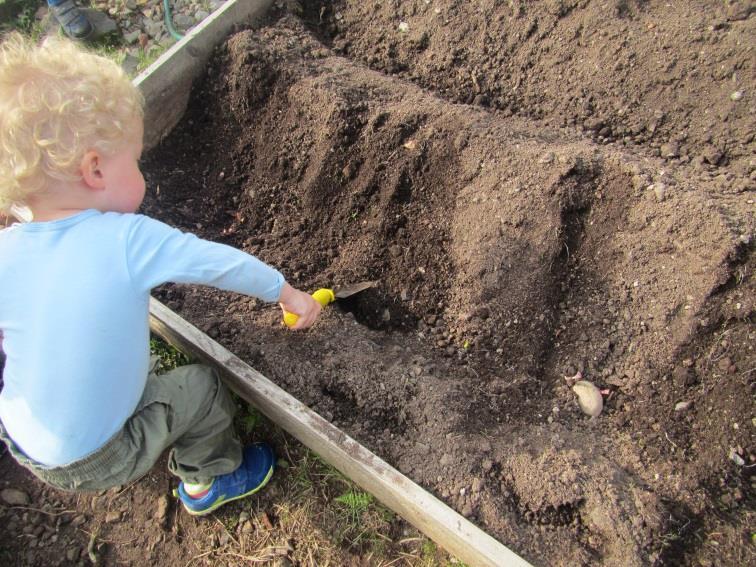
left=167, top=363, right=220, bottom=393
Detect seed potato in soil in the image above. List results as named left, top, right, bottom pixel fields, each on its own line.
left=2, top=1, right=754, bottom=566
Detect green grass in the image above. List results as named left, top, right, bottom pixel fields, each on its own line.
left=334, top=488, right=374, bottom=519
left=90, top=33, right=127, bottom=65
left=0, top=0, right=45, bottom=38
left=231, top=392, right=401, bottom=556
left=286, top=446, right=332, bottom=497
left=149, top=336, right=191, bottom=373
left=236, top=403, right=263, bottom=435
left=333, top=488, right=389, bottom=550
left=278, top=442, right=396, bottom=554
left=136, top=42, right=174, bottom=72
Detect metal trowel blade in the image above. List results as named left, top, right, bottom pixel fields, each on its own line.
left=332, top=280, right=378, bottom=299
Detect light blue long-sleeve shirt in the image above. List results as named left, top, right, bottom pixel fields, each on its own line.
left=0, top=209, right=285, bottom=466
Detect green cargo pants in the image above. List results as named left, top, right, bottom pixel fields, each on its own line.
left=0, top=362, right=242, bottom=491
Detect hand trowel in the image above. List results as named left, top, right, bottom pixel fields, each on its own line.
left=283, top=281, right=377, bottom=327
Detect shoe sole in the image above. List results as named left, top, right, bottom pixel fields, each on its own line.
left=68, top=24, right=97, bottom=42
left=180, top=464, right=275, bottom=516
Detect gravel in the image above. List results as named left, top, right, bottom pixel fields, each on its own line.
left=40, top=0, right=231, bottom=75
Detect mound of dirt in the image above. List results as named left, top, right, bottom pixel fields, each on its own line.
left=314, top=0, right=755, bottom=178
left=138, top=9, right=754, bottom=565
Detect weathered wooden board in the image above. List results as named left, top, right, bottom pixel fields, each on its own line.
left=149, top=298, right=532, bottom=567
left=135, top=0, right=273, bottom=151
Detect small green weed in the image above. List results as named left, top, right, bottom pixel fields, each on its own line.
left=237, top=406, right=263, bottom=435
left=334, top=489, right=373, bottom=516
left=149, top=336, right=191, bottom=372
left=332, top=487, right=393, bottom=552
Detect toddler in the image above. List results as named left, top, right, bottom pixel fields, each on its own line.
left=0, top=33, right=321, bottom=515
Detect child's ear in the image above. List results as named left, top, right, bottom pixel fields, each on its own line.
left=80, top=150, right=106, bottom=190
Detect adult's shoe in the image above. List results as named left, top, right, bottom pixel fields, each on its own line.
left=49, top=1, right=94, bottom=41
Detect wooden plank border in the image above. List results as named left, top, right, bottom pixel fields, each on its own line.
left=134, top=0, right=274, bottom=151
left=149, top=298, right=532, bottom=567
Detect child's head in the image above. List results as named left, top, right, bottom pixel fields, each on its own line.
left=0, top=33, right=144, bottom=215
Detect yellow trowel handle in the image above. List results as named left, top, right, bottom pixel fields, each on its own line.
left=283, top=288, right=335, bottom=327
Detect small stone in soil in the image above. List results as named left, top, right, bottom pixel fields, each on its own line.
left=1, top=488, right=30, bottom=506
left=123, top=29, right=141, bottom=44
left=121, top=54, right=140, bottom=76
left=652, top=182, right=667, bottom=201
left=105, top=511, right=121, bottom=523
left=83, top=9, right=118, bottom=36
left=155, top=495, right=169, bottom=521
left=728, top=448, right=745, bottom=466
left=661, top=142, right=679, bottom=158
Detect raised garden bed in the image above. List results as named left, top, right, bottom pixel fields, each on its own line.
left=1, top=2, right=752, bottom=566
left=139, top=4, right=754, bottom=566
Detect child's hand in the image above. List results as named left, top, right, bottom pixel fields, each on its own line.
left=278, top=283, right=321, bottom=330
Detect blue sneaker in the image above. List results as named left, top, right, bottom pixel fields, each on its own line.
left=175, top=443, right=275, bottom=516
left=49, top=0, right=95, bottom=41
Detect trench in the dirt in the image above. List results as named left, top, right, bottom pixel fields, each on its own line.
left=140, top=14, right=754, bottom=567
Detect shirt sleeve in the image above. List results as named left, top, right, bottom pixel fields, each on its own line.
left=124, top=214, right=285, bottom=301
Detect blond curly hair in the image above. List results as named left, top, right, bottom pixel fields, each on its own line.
left=0, top=33, right=144, bottom=213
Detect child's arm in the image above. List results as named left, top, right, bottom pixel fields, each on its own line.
left=124, top=215, right=320, bottom=328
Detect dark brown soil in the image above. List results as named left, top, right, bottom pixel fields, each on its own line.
left=2, top=2, right=754, bottom=566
